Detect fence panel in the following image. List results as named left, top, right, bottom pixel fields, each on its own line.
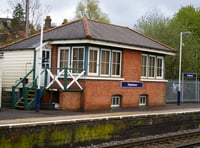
left=166, top=80, right=199, bottom=103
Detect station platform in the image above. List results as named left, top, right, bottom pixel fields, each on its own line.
left=0, top=103, right=200, bottom=126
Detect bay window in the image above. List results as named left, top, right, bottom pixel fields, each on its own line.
left=58, top=46, right=122, bottom=78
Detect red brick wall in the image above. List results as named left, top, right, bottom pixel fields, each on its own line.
left=60, top=91, right=81, bottom=111
left=48, top=46, right=167, bottom=111
left=81, top=49, right=166, bottom=111
left=122, top=49, right=142, bottom=81
left=82, top=80, right=166, bottom=111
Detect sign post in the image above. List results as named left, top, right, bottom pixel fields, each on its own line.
left=182, top=73, right=198, bottom=104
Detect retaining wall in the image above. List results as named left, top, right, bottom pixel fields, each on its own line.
left=0, top=111, right=200, bottom=147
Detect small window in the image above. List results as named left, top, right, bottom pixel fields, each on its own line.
left=111, top=95, right=121, bottom=107
left=139, top=95, right=147, bottom=106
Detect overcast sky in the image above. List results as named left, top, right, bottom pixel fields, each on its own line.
left=0, top=0, right=199, bottom=28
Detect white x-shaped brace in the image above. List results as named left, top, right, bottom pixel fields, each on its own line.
left=46, top=69, right=85, bottom=90
left=46, top=69, right=65, bottom=90
left=67, top=70, right=85, bottom=90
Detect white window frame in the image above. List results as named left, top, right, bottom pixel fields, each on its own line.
left=42, top=49, right=51, bottom=69
left=88, top=47, right=99, bottom=76
left=148, top=55, right=156, bottom=78
left=139, top=95, right=147, bottom=106
left=100, top=49, right=111, bottom=76
left=141, top=54, right=164, bottom=80
left=72, top=46, right=85, bottom=73
left=111, top=95, right=121, bottom=107
left=57, top=47, right=70, bottom=72
left=141, top=54, right=148, bottom=78
left=156, top=56, right=164, bottom=79
left=111, top=50, right=122, bottom=77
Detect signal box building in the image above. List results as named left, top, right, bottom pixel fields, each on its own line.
left=0, top=19, right=175, bottom=111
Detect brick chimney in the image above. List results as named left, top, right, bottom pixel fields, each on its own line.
left=44, top=16, right=51, bottom=30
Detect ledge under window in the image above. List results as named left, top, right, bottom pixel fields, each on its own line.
left=81, top=76, right=125, bottom=81
left=140, top=78, right=168, bottom=82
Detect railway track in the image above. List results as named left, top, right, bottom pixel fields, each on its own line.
left=98, top=129, right=200, bottom=148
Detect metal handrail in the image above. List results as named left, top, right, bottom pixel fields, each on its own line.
left=12, top=67, right=85, bottom=109
left=12, top=68, right=34, bottom=108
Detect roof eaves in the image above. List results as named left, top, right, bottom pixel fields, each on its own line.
left=125, top=27, right=176, bottom=52
left=90, top=37, right=176, bottom=53
left=1, top=47, right=34, bottom=51
left=0, top=19, right=83, bottom=50
left=0, top=32, right=39, bottom=50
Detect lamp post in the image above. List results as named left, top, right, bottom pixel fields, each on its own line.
left=177, top=31, right=191, bottom=106
left=36, top=7, right=44, bottom=113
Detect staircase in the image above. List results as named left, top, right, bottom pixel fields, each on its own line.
left=15, top=87, right=36, bottom=110
left=12, top=67, right=85, bottom=110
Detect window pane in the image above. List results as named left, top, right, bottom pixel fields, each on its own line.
left=112, top=51, right=121, bottom=76
left=139, top=95, right=147, bottom=106
left=89, top=49, right=98, bottom=74
left=111, top=95, right=121, bottom=107
left=73, top=47, right=84, bottom=73
left=101, top=50, right=110, bottom=75
left=141, top=55, right=147, bottom=77
left=157, top=58, right=163, bottom=77
left=60, top=49, right=69, bottom=69
left=149, top=56, right=155, bottom=77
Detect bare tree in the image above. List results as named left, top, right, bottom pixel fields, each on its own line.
left=9, top=0, right=50, bottom=29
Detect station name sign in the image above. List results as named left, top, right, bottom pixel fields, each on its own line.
left=183, top=73, right=197, bottom=78
left=121, top=81, right=143, bottom=88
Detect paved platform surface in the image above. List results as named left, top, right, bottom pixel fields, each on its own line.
left=0, top=104, right=200, bottom=126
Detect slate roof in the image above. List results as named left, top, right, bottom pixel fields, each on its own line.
left=0, top=18, right=175, bottom=53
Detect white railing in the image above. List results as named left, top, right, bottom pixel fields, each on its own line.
left=46, top=69, right=85, bottom=90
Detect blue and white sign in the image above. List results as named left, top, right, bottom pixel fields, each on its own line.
left=121, top=81, right=143, bottom=88
left=183, top=73, right=197, bottom=78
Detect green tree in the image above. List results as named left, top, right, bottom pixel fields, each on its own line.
left=134, top=6, right=200, bottom=79
left=134, top=9, right=178, bottom=79
left=11, top=3, right=25, bottom=28
left=170, top=5, right=200, bottom=78
left=134, top=9, right=172, bottom=44
left=75, top=0, right=110, bottom=23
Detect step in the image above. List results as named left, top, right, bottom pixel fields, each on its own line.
left=28, top=93, right=35, bottom=97
left=15, top=106, right=25, bottom=109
